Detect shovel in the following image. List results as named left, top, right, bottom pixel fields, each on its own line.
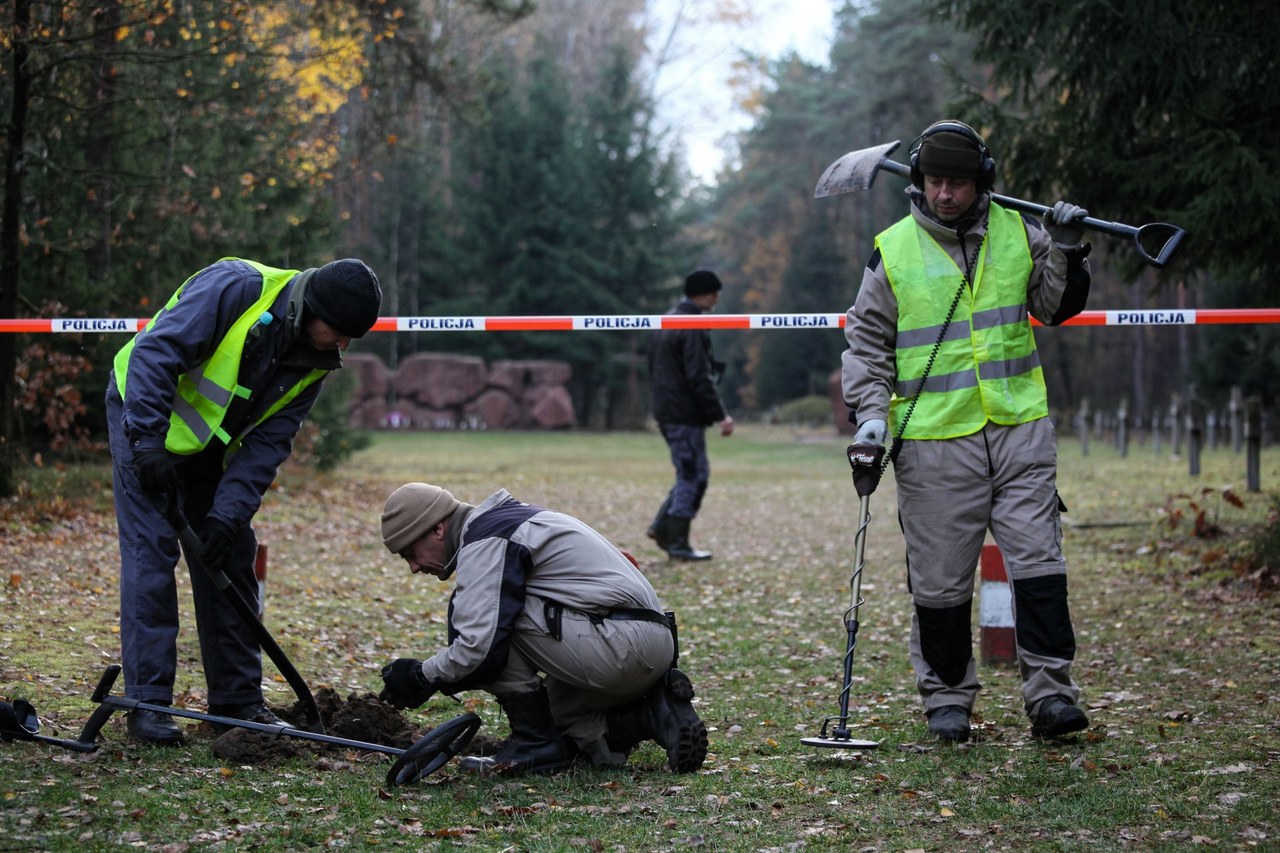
left=814, top=140, right=1187, bottom=269
left=163, top=503, right=325, bottom=734
left=72, top=664, right=481, bottom=786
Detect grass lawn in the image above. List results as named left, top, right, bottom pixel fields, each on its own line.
left=2, top=424, right=1277, bottom=850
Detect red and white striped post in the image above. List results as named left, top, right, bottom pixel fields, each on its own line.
left=254, top=544, right=269, bottom=618
left=979, top=543, right=1016, bottom=664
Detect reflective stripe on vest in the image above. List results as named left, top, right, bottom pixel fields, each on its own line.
left=880, top=203, right=1048, bottom=440
left=114, top=258, right=326, bottom=455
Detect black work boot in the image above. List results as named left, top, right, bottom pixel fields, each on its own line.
left=926, top=705, right=972, bottom=742
left=208, top=700, right=286, bottom=733
left=1030, top=696, right=1088, bottom=738
left=643, top=669, right=708, bottom=773
left=458, top=687, right=574, bottom=776
left=605, top=696, right=652, bottom=757
left=646, top=496, right=673, bottom=552
left=127, top=707, right=186, bottom=746
left=665, top=517, right=712, bottom=562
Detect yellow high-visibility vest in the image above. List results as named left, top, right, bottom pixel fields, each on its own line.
left=114, top=258, right=326, bottom=454
left=880, top=203, right=1047, bottom=439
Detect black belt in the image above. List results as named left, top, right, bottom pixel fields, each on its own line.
left=542, top=601, right=672, bottom=640
left=594, top=607, right=671, bottom=628
left=542, top=601, right=679, bottom=668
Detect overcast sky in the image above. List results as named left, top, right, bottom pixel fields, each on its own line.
left=646, top=0, right=838, bottom=184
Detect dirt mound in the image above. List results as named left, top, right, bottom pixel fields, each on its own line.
left=209, top=688, right=423, bottom=765
left=299, top=687, right=421, bottom=749
left=211, top=727, right=303, bottom=763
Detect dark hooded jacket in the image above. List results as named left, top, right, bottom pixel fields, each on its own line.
left=648, top=299, right=727, bottom=426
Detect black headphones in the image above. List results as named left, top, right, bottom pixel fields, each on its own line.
left=908, top=120, right=996, bottom=192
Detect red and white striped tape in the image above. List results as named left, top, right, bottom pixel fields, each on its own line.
left=979, top=543, right=1016, bottom=665
left=3, top=308, right=1280, bottom=334
left=0, top=314, right=845, bottom=333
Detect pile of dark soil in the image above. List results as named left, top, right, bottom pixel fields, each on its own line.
left=209, top=688, right=419, bottom=764
left=207, top=688, right=504, bottom=769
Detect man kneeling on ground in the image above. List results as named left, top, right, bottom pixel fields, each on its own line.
left=376, top=482, right=708, bottom=776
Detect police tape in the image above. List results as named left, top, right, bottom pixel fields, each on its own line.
left=3, top=308, right=1280, bottom=334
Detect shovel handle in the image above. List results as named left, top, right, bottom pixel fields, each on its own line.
left=164, top=507, right=326, bottom=735
left=990, top=192, right=1187, bottom=269
left=867, top=156, right=1187, bottom=268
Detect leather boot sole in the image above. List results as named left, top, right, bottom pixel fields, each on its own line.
left=666, top=548, right=712, bottom=561
left=649, top=669, right=708, bottom=773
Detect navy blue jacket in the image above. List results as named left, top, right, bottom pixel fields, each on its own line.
left=113, top=259, right=339, bottom=528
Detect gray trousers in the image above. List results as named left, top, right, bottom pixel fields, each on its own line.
left=483, top=594, right=674, bottom=764
left=894, top=418, right=1080, bottom=716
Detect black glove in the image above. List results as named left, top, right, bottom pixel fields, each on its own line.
left=200, top=519, right=237, bottom=575
left=847, top=441, right=886, bottom=499
left=379, top=658, right=437, bottom=709
left=132, top=447, right=178, bottom=502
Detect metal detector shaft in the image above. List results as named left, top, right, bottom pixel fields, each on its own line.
left=833, top=493, right=871, bottom=735
left=814, top=140, right=1187, bottom=269
left=75, top=665, right=397, bottom=755
left=801, top=481, right=879, bottom=751
left=165, top=506, right=325, bottom=734
left=75, top=664, right=483, bottom=785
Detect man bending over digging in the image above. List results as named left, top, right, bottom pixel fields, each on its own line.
left=376, top=482, right=708, bottom=776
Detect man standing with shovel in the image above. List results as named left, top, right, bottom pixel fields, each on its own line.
left=840, top=120, right=1091, bottom=742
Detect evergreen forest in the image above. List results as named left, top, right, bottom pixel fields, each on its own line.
left=3, top=0, right=1278, bottom=496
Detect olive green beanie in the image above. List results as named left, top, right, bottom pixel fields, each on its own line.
left=381, top=483, right=461, bottom=554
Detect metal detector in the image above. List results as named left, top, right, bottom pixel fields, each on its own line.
left=384, top=714, right=484, bottom=787
left=0, top=699, right=99, bottom=754
left=66, top=665, right=481, bottom=785
left=801, top=442, right=885, bottom=751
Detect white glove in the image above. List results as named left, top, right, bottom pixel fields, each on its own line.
left=1043, top=200, right=1088, bottom=248
left=853, top=418, right=886, bottom=446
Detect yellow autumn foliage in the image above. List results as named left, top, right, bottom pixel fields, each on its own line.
left=248, top=5, right=367, bottom=119
left=240, top=4, right=373, bottom=184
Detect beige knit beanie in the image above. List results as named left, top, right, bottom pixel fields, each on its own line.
left=381, top=483, right=461, bottom=554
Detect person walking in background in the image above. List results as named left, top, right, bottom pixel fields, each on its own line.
left=647, top=270, right=735, bottom=561
left=106, top=256, right=382, bottom=745
left=841, top=120, right=1092, bottom=742
left=377, top=482, right=708, bottom=776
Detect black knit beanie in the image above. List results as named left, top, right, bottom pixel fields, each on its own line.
left=916, top=131, right=983, bottom=181
left=683, top=270, right=723, bottom=298
left=304, top=259, right=382, bottom=338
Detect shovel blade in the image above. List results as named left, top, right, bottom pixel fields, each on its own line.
left=814, top=140, right=903, bottom=199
